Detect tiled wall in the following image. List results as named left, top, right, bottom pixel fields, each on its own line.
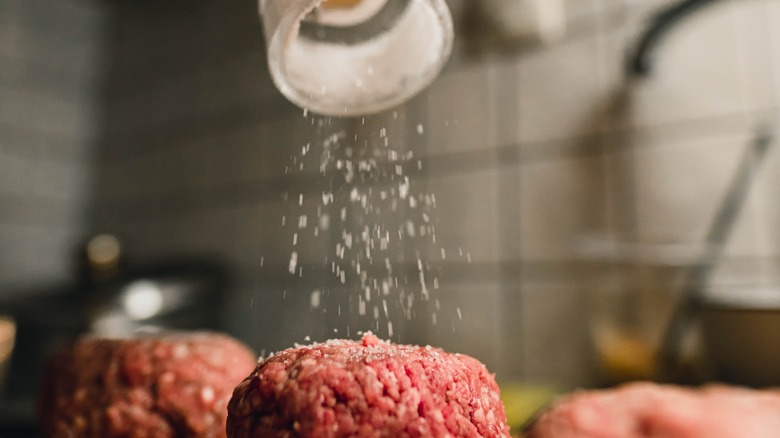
left=0, top=0, right=106, bottom=294
left=88, top=0, right=780, bottom=390
left=93, top=0, right=336, bottom=354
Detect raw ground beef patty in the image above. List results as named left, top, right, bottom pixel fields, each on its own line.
left=227, top=333, right=510, bottom=437
left=38, top=331, right=257, bottom=438
left=524, top=382, right=780, bottom=438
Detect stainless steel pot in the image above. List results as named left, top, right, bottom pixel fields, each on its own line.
left=700, top=285, right=780, bottom=387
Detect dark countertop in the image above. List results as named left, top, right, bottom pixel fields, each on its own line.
left=0, top=399, right=40, bottom=438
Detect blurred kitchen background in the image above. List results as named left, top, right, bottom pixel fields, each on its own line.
left=3, top=0, right=780, bottom=430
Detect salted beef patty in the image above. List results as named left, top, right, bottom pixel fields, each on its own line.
left=227, top=333, right=510, bottom=437
left=38, top=332, right=256, bottom=438
left=524, top=382, right=780, bottom=438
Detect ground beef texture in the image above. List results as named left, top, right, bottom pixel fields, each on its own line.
left=38, top=331, right=257, bottom=438
left=227, top=334, right=510, bottom=437
left=524, top=382, right=780, bottom=438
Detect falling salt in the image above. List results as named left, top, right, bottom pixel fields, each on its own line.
left=319, top=213, right=330, bottom=230
left=277, top=117, right=465, bottom=341
left=418, top=259, right=429, bottom=299
left=399, top=177, right=410, bottom=199
left=288, top=252, right=298, bottom=274
left=311, top=290, right=321, bottom=308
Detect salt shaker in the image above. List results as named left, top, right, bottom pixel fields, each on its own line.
left=259, top=0, right=453, bottom=116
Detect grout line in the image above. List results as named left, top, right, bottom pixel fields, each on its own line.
left=105, top=23, right=263, bottom=96
left=94, top=107, right=780, bottom=224
left=99, top=96, right=300, bottom=161
left=0, top=121, right=96, bottom=161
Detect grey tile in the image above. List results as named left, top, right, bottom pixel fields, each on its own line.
left=204, top=115, right=318, bottom=187
left=0, top=192, right=88, bottom=228
left=565, top=0, right=600, bottom=25
left=107, top=47, right=276, bottom=134
left=0, top=222, right=81, bottom=291
left=733, top=0, right=776, bottom=113
left=430, top=283, right=504, bottom=375
left=599, top=1, right=761, bottom=131
left=630, top=130, right=767, bottom=260
left=0, top=87, right=96, bottom=138
left=32, top=159, right=93, bottom=200
left=0, top=59, right=99, bottom=108
left=764, top=0, right=780, bottom=107
left=708, top=256, right=780, bottom=288
left=0, top=151, right=35, bottom=196
left=742, top=118, right=780, bottom=258
left=520, top=154, right=609, bottom=262
left=13, top=0, right=106, bottom=39
left=0, top=150, right=92, bottom=213
left=515, top=35, right=604, bottom=144
left=521, top=284, right=598, bottom=389
left=424, top=62, right=499, bottom=155
left=422, top=58, right=519, bottom=155
left=426, top=167, right=505, bottom=264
